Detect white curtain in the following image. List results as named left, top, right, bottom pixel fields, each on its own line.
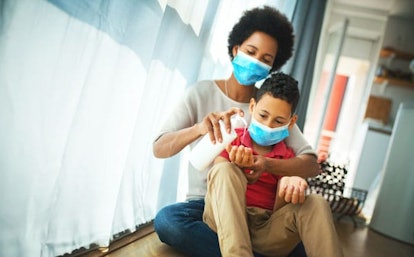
left=0, top=0, right=295, bottom=256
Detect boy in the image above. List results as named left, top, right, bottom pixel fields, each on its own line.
left=203, top=73, right=341, bottom=257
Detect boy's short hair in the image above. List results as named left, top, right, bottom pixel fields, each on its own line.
left=255, top=72, right=300, bottom=113
left=227, top=6, right=294, bottom=72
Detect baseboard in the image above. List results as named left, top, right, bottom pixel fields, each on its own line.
left=61, top=222, right=155, bottom=257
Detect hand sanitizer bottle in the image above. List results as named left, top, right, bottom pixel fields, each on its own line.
left=189, top=115, right=247, bottom=171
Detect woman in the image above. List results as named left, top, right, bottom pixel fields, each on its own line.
left=153, top=6, right=334, bottom=257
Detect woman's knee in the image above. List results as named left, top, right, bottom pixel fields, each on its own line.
left=155, top=200, right=204, bottom=231
left=154, top=201, right=203, bottom=244
left=154, top=205, right=173, bottom=239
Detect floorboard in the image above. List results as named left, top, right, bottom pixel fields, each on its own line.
left=83, top=220, right=414, bottom=257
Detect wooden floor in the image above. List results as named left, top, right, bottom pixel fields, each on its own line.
left=97, top=220, right=414, bottom=257
left=335, top=220, right=414, bottom=257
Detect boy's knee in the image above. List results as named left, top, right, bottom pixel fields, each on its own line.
left=304, top=194, right=331, bottom=213
left=209, top=162, right=244, bottom=181
left=206, top=163, right=248, bottom=195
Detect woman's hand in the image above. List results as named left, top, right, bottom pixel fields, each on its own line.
left=198, top=107, right=244, bottom=144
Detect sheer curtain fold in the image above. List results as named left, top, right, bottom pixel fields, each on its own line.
left=0, top=0, right=223, bottom=255
left=0, top=0, right=213, bottom=256
left=0, top=0, right=323, bottom=256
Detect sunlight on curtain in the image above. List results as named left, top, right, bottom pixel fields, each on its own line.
left=158, top=0, right=208, bottom=36
left=0, top=0, right=206, bottom=256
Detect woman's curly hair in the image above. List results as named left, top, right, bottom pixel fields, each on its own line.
left=228, top=6, right=294, bottom=71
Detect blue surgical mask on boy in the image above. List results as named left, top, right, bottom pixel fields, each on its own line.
left=248, top=117, right=290, bottom=146
left=231, top=51, right=271, bottom=86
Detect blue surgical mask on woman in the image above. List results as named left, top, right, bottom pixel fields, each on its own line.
left=248, top=117, right=290, bottom=146
left=231, top=51, right=271, bottom=86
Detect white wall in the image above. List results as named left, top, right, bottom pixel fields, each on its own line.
left=382, top=17, right=414, bottom=53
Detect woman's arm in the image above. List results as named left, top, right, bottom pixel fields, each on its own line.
left=153, top=123, right=202, bottom=158
left=251, top=154, right=320, bottom=178
left=154, top=107, right=245, bottom=158
left=259, top=123, right=320, bottom=178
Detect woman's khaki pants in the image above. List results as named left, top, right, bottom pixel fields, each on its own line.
left=203, top=162, right=343, bottom=257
